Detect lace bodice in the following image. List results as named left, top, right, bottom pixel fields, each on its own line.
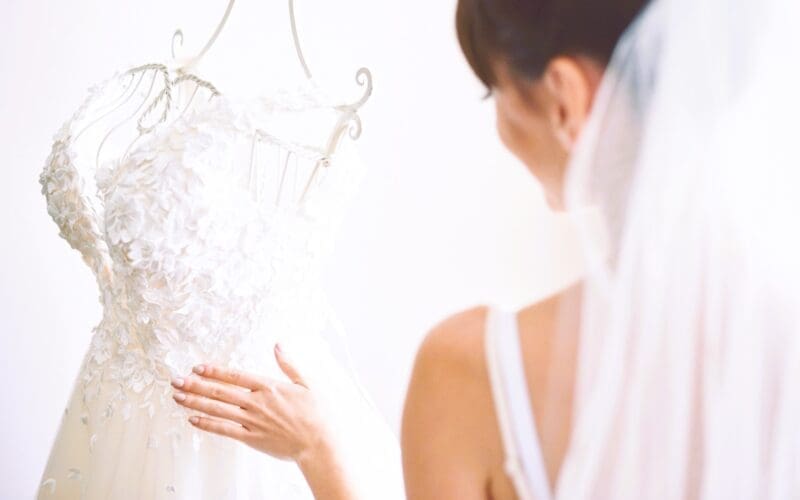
left=39, top=65, right=367, bottom=424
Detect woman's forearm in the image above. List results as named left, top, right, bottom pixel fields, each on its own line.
left=296, top=436, right=359, bottom=500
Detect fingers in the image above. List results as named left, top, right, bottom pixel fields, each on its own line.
left=191, top=364, right=264, bottom=390
left=172, top=390, right=250, bottom=426
left=274, top=343, right=307, bottom=387
left=172, top=375, right=251, bottom=409
left=188, top=415, right=249, bottom=441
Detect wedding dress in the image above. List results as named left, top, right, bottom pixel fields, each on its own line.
left=35, top=15, right=403, bottom=499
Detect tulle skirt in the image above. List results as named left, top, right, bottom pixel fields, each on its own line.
left=37, top=332, right=404, bottom=500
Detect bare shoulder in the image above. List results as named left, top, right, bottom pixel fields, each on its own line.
left=400, top=304, right=497, bottom=499
left=412, top=304, right=490, bottom=378
left=400, top=287, right=581, bottom=499
left=411, top=290, right=569, bottom=379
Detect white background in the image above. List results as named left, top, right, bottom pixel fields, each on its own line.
left=0, top=0, right=583, bottom=496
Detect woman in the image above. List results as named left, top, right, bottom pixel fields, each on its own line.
left=400, top=1, right=643, bottom=496
left=172, top=0, right=800, bottom=498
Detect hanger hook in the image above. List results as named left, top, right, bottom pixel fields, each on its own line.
left=289, top=0, right=313, bottom=80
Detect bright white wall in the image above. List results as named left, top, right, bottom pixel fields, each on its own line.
left=0, top=0, right=583, bottom=497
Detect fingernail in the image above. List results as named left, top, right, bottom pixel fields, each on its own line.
left=189, top=416, right=199, bottom=425
left=173, top=392, right=186, bottom=402
left=274, top=343, right=282, bottom=354
left=171, top=377, right=184, bottom=388
left=192, top=365, right=205, bottom=375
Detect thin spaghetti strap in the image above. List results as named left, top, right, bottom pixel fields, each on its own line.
left=485, top=305, right=538, bottom=500
left=498, top=307, right=553, bottom=500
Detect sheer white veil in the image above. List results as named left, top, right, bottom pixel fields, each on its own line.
left=556, top=0, right=800, bottom=497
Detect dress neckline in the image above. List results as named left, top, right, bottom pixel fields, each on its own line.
left=44, top=62, right=360, bottom=270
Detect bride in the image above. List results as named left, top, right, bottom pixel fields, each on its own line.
left=174, top=0, right=800, bottom=498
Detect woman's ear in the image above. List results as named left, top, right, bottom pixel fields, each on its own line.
left=541, top=56, right=598, bottom=150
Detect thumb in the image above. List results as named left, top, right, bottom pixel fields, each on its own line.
left=274, top=343, right=307, bottom=387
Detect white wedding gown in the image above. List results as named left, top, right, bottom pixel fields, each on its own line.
left=36, top=65, right=403, bottom=499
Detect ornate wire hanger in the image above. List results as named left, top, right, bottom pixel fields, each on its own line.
left=85, top=0, right=372, bottom=205
left=167, top=0, right=374, bottom=170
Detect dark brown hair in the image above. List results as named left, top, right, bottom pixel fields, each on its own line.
left=456, top=0, right=647, bottom=92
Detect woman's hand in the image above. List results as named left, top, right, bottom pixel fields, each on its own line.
left=170, top=343, right=333, bottom=465
left=171, top=344, right=359, bottom=499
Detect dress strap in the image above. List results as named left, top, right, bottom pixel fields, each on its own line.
left=484, top=305, right=553, bottom=500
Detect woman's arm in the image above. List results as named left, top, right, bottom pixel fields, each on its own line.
left=171, top=344, right=359, bottom=500
left=401, top=307, right=494, bottom=500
